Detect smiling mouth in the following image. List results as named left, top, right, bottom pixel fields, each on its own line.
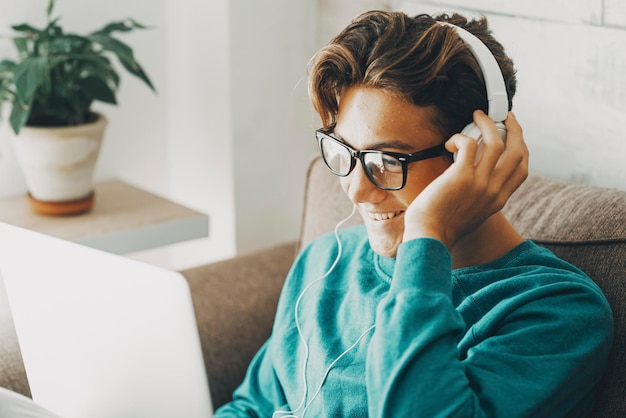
left=367, top=211, right=404, bottom=221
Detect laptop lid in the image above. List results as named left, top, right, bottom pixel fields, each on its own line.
left=0, top=222, right=213, bottom=418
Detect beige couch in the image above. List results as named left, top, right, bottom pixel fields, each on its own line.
left=2, top=157, right=625, bottom=417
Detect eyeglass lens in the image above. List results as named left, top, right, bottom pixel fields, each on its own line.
left=364, top=154, right=403, bottom=188
left=320, top=136, right=352, bottom=175
left=319, top=135, right=404, bottom=189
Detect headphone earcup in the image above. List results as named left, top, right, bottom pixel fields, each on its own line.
left=461, top=122, right=483, bottom=140
left=453, top=122, right=483, bottom=162
left=453, top=121, right=507, bottom=162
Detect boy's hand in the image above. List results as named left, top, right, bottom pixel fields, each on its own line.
left=402, top=110, right=528, bottom=250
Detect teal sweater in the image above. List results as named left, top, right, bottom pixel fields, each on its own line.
left=214, top=225, right=613, bottom=417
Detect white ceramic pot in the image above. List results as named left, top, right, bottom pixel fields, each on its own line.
left=10, top=113, right=107, bottom=203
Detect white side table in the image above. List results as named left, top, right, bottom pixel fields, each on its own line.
left=0, top=181, right=209, bottom=255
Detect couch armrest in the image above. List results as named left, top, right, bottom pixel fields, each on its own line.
left=181, top=242, right=296, bottom=409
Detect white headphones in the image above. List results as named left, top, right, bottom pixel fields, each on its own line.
left=438, top=22, right=509, bottom=160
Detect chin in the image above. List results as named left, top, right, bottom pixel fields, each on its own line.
left=359, top=213, right=403, bottom=258
left=367, top=233, right=400, bottom=258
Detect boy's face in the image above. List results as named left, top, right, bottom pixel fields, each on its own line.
left=334, top=86, right=451, bottom=257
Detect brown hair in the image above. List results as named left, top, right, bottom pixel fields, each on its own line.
left=308, top=11, right=517, bottom=139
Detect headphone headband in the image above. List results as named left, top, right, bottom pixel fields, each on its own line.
left=438, top=22, right=509, bottom=122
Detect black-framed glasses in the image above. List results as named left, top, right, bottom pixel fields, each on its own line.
left=315, top=129, right=451, bottom=190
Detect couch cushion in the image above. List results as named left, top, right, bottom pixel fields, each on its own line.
left=502, top=176, right=626, bottom=418
left=502, top=175, right=626, bottom=243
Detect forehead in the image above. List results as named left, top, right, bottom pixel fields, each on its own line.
left=334, top=86, right=441, bottom=150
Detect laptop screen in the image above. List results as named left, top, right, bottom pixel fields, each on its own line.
left=0, top=222, right=213, bottom=418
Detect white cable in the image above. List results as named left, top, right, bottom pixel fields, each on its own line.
left=274, top=204, right=376, bottom=418
left=299, top=324, right=376, bottom=418
left=273, top=204, right=356, bottom=418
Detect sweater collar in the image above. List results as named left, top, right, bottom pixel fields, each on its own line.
left=374, top=252, right=395, bottom=284
left=373, top=240, right=538, bottom=283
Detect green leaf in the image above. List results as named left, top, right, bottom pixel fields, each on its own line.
left=78, top=77, right=116, bottom=104
left=127, top=19, right=149, bottom=30
left=49, top=34, right=89, bottom=54
left=81, top=61, right=120, bottom=88
left=9, top=97, right=33, bottom=134
left=91, top=19, right=149, bottom=36
left=0, top=88, right=15, bottom=103
left=13, top=37, right=31, bottom=55
left=45, top=18, right=63, bottom=38
left=0, top=59, right=16, bottom=73
left=50, top=53, right=110, bottom=68
left=48, top=53, right=119, bottom=86
left=92, top=21, right=133, bottom=35
left=90, top=33, right=155, bottom=91
left=47, top=0, right=55, bottom=20
left=11, top=23, right=42, bottom=34
left=13, top=56, right=49, bottom=104
left=90, top=33, right=133, bottom=59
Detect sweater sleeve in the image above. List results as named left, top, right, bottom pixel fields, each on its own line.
left=366, top=238, right=613, bottom=417
left=213, top=340, right=287, bottom=417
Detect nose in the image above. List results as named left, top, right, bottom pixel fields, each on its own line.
left=342, top=161, right=387, bottom=204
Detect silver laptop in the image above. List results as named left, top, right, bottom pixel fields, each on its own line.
left=0, top=222, right=213, bottom=418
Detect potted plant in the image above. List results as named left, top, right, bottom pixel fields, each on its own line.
left=0, top=0, right=155, bottom=215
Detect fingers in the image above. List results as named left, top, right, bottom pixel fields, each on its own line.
left=472, top=110, right=505, bottom=175
left=448, top=110, right=504, bottom=171
left=445, top=133, right=479, bottom=165
left=450, top=110, right=529, bottom=209
left=495, top=112, right=529, bottom=202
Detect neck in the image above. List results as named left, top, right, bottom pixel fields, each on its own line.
left=450, top=212, right=524, bottom=269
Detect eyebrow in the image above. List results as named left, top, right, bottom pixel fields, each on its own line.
left=332, top=131, right=418, bottom=153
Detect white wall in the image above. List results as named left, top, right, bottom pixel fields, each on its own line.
left=160, top=0, right=236, bottom=268
left=230, top=0, right=317, bottom=255
left=317, top=0, right=389, bottom=45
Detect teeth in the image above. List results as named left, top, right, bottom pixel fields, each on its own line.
left=368, top=211, right=403, bottom=221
